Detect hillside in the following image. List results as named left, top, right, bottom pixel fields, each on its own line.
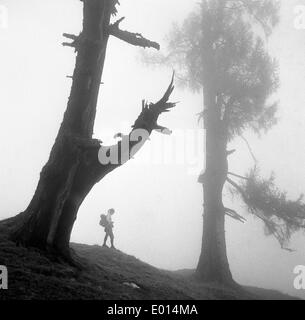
left=0, top=232, right=299, bottom=300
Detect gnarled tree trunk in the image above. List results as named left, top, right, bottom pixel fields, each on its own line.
left=2, top=0, right=175, bottom=260
left=10, top=0, right=113, bottom=256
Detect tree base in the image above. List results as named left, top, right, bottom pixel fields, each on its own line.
left=0, top=217, right=86, bottom=270
left=194, top=268, right=238, bottom=289
left=51, top=247, right=88, bottom=270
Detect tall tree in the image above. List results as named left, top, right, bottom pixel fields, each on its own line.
left=144, top=0, right=282, bottom=284
left=1, top=0, right=176, bottom=261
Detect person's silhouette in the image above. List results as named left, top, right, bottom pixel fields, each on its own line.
left=102, top=208, right=115, bottom=249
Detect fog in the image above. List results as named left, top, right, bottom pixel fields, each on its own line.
left=0, top=0, right=305, bottom=299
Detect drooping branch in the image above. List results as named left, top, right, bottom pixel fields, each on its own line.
left=108, top=17, right=160, bottom=50
left=240, top=134, right=257, bottom=165
left=227, top=168, right=305, bottom=250
left=226, top=176, right=288, bottom=246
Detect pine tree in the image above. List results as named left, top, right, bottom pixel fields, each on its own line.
left=144, top=0, right=283, bottom=284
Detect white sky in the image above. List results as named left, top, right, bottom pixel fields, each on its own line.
left=1, top=0, right=305, bottom=299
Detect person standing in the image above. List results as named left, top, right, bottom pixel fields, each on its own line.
left=102, top=208, right=115, bottom=249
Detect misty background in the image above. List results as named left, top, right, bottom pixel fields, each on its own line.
left=0, top=0, right=305, bottom=298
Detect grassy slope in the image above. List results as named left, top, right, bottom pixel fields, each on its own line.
left=0, top=232, right=299, bottom=300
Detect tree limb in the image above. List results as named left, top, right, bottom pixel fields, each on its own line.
left=227, top=172, right=249, bottom=180
left=226, top=177, right=248, bottom=202
left=226, top=149, right=236, bottom=156
left=83, top=74, right=175, bottom=183
left=108, top=18, right=160, bottom=50
left=224, top=207, right=246, bottom=223
left=240, top=134, right=257, bottom=165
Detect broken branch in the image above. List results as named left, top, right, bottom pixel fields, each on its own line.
left=108, top=21, right=160, bottom=50
left=85, top=74, right=176, bottom=183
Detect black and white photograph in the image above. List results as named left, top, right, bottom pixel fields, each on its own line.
left=1, top=0, right=305, bottom=306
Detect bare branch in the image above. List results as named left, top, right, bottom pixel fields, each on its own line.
left=86, top=75, right=176, bottom=183
left=112, top=16, right=125, bottom=27
left=62, top=33, right=79, bottom=49
left=226, top=177, right=248, bottom=202
left=226, top=149, right=236, bottom=156
left=108, top=20, right=160, bottom=50
left=227, top=172, right=249, bottom=180
left=224, top=207, right=246, bottom=223
left=240, top=135, right=257, bottom=164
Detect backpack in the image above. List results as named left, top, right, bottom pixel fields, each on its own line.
left=99, top=214, right=108, bottom=227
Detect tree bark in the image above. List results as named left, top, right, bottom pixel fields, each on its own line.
left=2, top=0, right=175, bottom=260
left=8, top=0, right=113, bottom=255
left=196, top=85, right=234, bottom=285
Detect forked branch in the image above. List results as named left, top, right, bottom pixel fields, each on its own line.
left=84, top=74, right=176, bottom=183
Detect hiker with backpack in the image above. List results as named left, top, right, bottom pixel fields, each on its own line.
left=100, top=208, right=116, bottom=249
